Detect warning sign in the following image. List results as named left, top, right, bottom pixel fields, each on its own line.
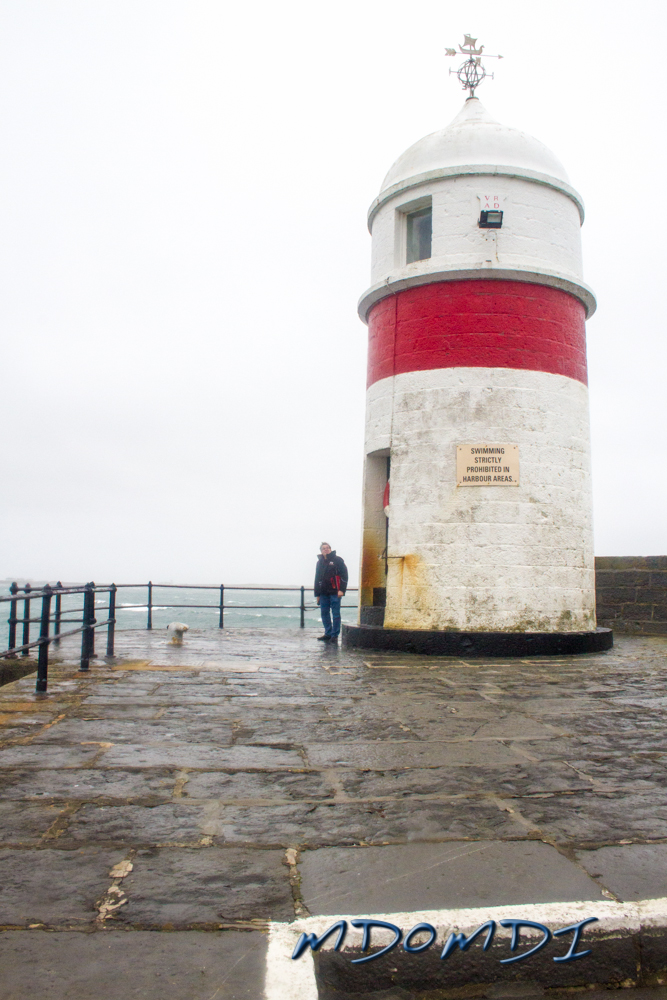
left=457, top=444, right=519, bottom=486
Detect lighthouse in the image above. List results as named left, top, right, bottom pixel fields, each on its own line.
left=344, top=40, right=612, bottom=655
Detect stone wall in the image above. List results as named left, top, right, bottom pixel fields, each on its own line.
left=0, top=657, right=39, bottom=688
left=595, top=556, right=667, bottom=634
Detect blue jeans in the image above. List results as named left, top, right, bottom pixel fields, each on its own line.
left=319, top=594, right=341, bottom=637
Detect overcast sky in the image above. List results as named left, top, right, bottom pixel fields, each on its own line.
left=1, top=0, right=665, bottom=587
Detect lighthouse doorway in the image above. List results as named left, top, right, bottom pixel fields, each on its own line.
left=359, top=451, right=390, bottom=626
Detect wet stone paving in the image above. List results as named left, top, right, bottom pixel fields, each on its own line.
left=0, top=627, right=666, bottom=998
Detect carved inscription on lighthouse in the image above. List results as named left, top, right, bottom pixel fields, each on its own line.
left=457, top=444, right=519, bottom=486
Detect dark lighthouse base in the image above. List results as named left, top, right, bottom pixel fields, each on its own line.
left=342, top=624, right=613, bottom=657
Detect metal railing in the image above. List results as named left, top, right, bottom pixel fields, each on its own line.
left=116, top=582, right=358, bottom=631
left=1, top=581, right=358, bottom=693
left=1, top=582, right=115, bottom=693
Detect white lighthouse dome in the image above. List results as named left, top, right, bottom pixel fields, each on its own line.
left=380, top=98, right=570, bottom=193
left=363, top=91, right=593, bottom=319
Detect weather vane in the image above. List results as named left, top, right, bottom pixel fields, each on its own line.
left=445, top=35, right=503, bottom=98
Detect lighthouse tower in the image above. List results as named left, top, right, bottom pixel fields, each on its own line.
left=345, top=43, right=612, bottom=655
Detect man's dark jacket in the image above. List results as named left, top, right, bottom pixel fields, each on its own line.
left=314, top=551, right=348, bottom=597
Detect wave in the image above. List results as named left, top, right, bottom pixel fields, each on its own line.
left=118, top=605, right=169, bottom=612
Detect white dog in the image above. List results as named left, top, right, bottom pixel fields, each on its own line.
left=167, top=622, right=189, bottom=645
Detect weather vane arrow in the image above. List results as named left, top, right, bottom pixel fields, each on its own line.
left=445, top=35, right=503, bottom=97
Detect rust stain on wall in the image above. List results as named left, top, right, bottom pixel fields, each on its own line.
left=360, top=537, right=385, bottom=607
left=384, top=552, right=446, bottom=630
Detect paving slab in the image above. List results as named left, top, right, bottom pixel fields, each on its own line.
left=84, top=683, right=162, bottom=697
left=0, top=745, right=102, bottom=768
left=236, top=719, right=418, bottom=742
left=69, top=704, right=162, bottom=718
left=65, top=803, right=207, bottom=845
left=202, top=798, right=531, bottom=846
left=305, top=741, right=529, bottom=769
left=499, top=696, right=613, bottom=715
left=0, top=848, right=125, bottom=926
left=458, top=715, right=567, bottom=740
left=0, top=801, right=68, bottom=843
left=118, top=847, right=294, bottom=925
left=576, top=844, right=667, bottom=901
left=99, top=743, right=304, bottom=768
left=298, top=840, right=606, bottom=915
left=567, top=756, right=667, bottom=790
left=338, top=761, right=593, bottom=798
left=0, top=767, right=178, bottom=801
left=29, top=719, right=235, bottom=745
left=82, top=694, right=250, bottom=706
left=0, top=712, right=53, bottom=726
left=0, top=929, right=267, bottom=999
left=0, top=727, right=37, bottom=741
left=182, top=768, right=336, bottom=801
left=524, top=731, right=667, bottom=756
left=518, top=791, right=667, bottom=845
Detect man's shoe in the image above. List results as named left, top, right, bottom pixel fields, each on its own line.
left=317, top=635, right=331, bottom=642
left=329, top=634, right=339, bottom=643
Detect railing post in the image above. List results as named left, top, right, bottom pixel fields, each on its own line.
left=219, top=585, right=224, bottom=629
left=54, top=581, right=62, bottom=645
left=22, top=582, right=31, bottom=656
left=147, top=581, right=153, bottom=630
left=106, top=584, right=116, bottom=658
left=36, top=584, right=53, bottom=694
left=89, top=581, right=96, bottom=659
left=7, top=582, right=18, bottom=658
left=300, top=586, right=305, bottom=628
left=80, top=582, right=96, bottom=672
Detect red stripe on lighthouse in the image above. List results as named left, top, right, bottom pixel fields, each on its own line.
left=367, top=280, right=588, bottom=388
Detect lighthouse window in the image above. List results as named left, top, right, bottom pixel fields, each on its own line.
left=406, top=207, right=432, bottom=263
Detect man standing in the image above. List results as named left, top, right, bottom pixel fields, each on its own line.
left=314, top=543, right=348, bottom=642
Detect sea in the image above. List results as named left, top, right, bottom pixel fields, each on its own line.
left=0, top=581, right=359, bottom=650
